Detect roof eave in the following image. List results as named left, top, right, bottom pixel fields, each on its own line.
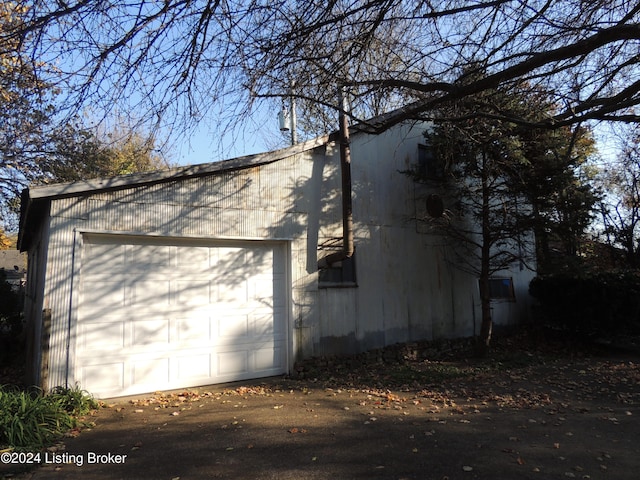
left=27, top=134, right=331, bottom=202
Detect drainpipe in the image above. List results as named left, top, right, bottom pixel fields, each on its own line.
left=290, top=93, right=298, bottom=146
left=65, top=228, right=78, bottom=389
left=318, top=87, right=354, bottom=268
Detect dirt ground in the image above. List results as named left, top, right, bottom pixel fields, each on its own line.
left=2, top=337, right=640, bottom=480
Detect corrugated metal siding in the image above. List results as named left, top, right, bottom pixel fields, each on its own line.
left=64, top=157, right=310, bottom=238
left=41, top=151, right=321, bottom=389
left=41, top=217, right=79, bottom=390
left=23, top=213, right=51, bottom=388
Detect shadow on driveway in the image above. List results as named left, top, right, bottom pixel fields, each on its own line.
left=3, top=353, right=640, bottom=480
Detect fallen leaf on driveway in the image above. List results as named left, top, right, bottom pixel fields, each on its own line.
left=288, top=427, right=307, bottom=434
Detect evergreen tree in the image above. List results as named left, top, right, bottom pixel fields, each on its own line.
left=418, top=80, right=596, bottom=352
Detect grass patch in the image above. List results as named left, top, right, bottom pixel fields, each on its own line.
left=0, top=385, right=98, bottom=451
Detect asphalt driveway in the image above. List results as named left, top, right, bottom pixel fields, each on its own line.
left=3, top=345, right=640, bottom=480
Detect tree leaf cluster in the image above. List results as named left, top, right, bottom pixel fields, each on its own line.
left=0, top=385, right=98, bottom=451
left=0, top=3, right=168, bottom=231
left=530, top=271, right=640, bottom=337
left=412, top=77, right=597, bottom=351
left=40, top=122, right=167, bottom=184
left=422, top=82, right=597, bottom=276
left=0, top=2, right=58, bottom=208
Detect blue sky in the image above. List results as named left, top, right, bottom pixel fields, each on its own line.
left=165, top=103, right=294, bottom=167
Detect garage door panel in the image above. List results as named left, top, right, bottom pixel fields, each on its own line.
left=132, top=358, right=170, bottom=386
left=255, top=345, right=286, bottom=372
left=175, top=280, right=212, bottom=305
left=78, top=319, right=125, bottom=351
left=132, top=281, right=171, bottom=306
left=212, top=247, right=246, bottom=273
left=253, top=313, right=275, bottom=337
left=216, top=281, right=249, bottom=303
left=81, top=281, right=125, bottom=312
left=216, top=350, right=249, bottom=377
left=176, top=353, right=212, bottom=380
left=83, top=243, right=125, bottom=273
left=77, top=236, right=289, bottom=397
left=253, top=310, right=287, bottom=337
left=245, top=247, right=273, bottom=268
left=250, top=276, right=274, bottom=304
left=216, top=314, right=250, bottom=340
left=176, top=246, right=211, bottom=271
left=132, top=319, right=170, bottom=346
left=79, top=362, right=125, bottom=395
left=175, top=317, right=212, bottom=342
left=126, top=244, right=171, bottom=269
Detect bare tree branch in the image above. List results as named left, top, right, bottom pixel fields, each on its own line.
left=2, top=0, right=638, bottom=145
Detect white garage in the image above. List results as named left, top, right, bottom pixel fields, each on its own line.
left=19, top=118, right=537, bottom=400
left=75, top=234, right=289, bottom=398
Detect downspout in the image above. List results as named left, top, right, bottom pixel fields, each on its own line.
left=65, top=228, right=77, bottom=389
left=318, top=87, right=354, bottom=268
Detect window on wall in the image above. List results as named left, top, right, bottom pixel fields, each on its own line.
left=486, top=277, right=516, bottom=301
left=418, top=144, right=445, bottom=180
left=318, top=253, right=357, bottom=288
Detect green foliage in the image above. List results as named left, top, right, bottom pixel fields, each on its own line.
left=50, top=385, right=99, bottom=417
left=529, top=272, right=640, bottom=337
left=0, top=387, right=72, bottom=450
left=42, top=122, right=167, bottom=184
left=0, top=1, right=168, bottom=230
left=0, top=3, right=58, bottom=228
left=412, top=76, right=598, bottom=352
left=517, top=124, right=599, bottom=270
left=0, top=385, right=97, bottom=451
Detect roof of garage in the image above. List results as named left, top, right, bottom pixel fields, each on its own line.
left=21, top=100, right=427, bottom=203
left=17, top=135, right=330, bottom=251
left=26, top=134, right=331, bottom=202
left=17, top=102, right=428, bottom=252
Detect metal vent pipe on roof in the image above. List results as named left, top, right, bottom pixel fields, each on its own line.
left=318, top=87, right=354, bottom=268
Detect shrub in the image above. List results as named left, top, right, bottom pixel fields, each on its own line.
left=0, top=385, right=98, bottom=451
left=529, top=271, right=640, bottom=337
left=51, top=385, right=99, bottom=417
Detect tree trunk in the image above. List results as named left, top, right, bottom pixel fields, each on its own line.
left=477, top=151, right=493, bottom=356
left=477, top=277, right=493, bottom=357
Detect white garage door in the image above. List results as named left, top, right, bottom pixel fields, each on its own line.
left=75, top=234, right=288, bottom=398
